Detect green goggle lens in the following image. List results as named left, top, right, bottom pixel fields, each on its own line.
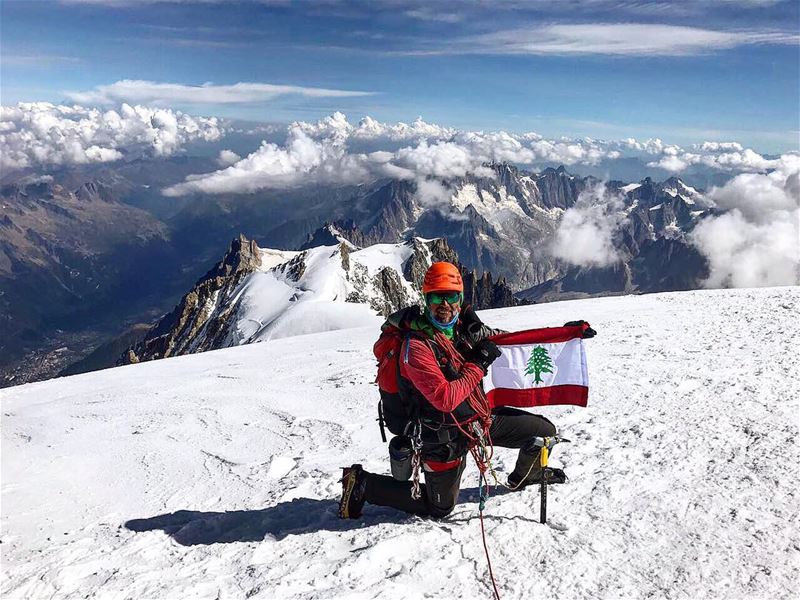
left=427, top=291, right=463, bottom=305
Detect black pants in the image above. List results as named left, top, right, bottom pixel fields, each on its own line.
left=363, top=407, right=556, bottom=518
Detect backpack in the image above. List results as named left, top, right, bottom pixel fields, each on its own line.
left=373, top=325, right=419, bottom=442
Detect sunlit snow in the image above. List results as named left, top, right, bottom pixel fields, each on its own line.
left=2, top=287, right=798, bottom=599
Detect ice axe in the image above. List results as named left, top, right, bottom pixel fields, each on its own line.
left=529, top=436, right=569, bottom=524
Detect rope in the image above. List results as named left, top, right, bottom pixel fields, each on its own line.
left=410, top=424, right=423, bottom=500
left=423, top=332, right=505, bottom=598
left=472, top=422, right=501, bottom=600
left=478, top=471, right=501, bottom=600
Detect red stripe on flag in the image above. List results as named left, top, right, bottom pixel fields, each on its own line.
left=487, top=384, right=588, bottom=409
left=489, top=325, right=585, bottom=346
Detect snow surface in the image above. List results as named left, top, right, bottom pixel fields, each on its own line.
left=450, top=183, right=558, bottom=233
left=621, top=183, right=641, bottom=194
left=2, top=287, right=799, bottom=599
left=225, top=242, right=419, bottom=345
left=258, top=248, right=301, bottom=272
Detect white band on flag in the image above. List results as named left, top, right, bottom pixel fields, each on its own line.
left=483, top=325, right=590, bottom=408
left=485, top=338, right=589, bottom=393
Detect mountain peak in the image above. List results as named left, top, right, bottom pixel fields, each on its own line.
left=211, top=235, right=262, bottom=280
left=74, top=180, right=115, bottom=203
left=301, top=222, right=360, bottom=250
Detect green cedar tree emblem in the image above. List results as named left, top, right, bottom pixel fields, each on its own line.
left=525, top=346, right=554, bottom=384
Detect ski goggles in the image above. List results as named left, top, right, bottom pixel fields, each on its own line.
left=426, top=291, right=463, bottom=305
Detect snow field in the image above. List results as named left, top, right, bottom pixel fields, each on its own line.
left=1, top=287, right=798, bottom=599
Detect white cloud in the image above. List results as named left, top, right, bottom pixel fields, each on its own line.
left=217, top=149, right=241, bottom=166
left=160, top=112, right=792, bottom=197
left=647, top=144, right=783, bottom=173
left=388, top=140, right=494, bottom=179
left=529, top=138, right=621, bottom=165
left=162, top=116, right=560, bottom=196
left=0, top=102, right=224, bottom=171
left=551, top=183, right=627, bottom=267
left=162, top=126, right=374, bottom=196
left=444, top=23, right=799, bottom=57
left=65, top=80, right=375, bottom=106
left=1, top=54, right=82, bottom=67
left=691, top=157, right=800, bottom=288
left=294, top=112, right=457, bottom=143
left=617, top=137, right=679, bottom=155
left=694, top=141, right=745, bottom=152
left=413, top=177, right=470, bottom=221
left=404, top=8, right=463, bottom=23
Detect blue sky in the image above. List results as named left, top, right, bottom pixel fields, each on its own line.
left=2, top=0, right=798, bottom=153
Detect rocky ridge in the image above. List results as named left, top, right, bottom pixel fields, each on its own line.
left=123, top=235, right=262, bottom=363
left=118, top=233, right=520, bottom=368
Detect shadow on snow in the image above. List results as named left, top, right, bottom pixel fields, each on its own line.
left=125, top=486, right=533, bottom=546
left=125, top=498, right=397, bottom=546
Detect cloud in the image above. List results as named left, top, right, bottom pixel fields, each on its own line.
left=551, top=183, right=627, bottom=267
left=1, top=54, right=82, bottom=67
left=160, top=115, right=551, bottom=196
left=528, top=137, right=621, bottom=165
left=646, top=144, right=782, bottom=173
left=387, top=140, right=495, bottom=179
left=160, top=113, right=791, bottom=197
left=294, top=112, right=457, bottom=143
left=163, top=126, right=374, bottom=196
left=217, top=149, right=241, bottom=166
left=691, top=155, right=800, bottom=287
left=403, top=22, right=798, bottom=57
left=404, top=8, right=463, bottom=23
left=0, top=102, right=224, bottom=171
left=65, top=80, right=375, bottom=106
left=693, top=141, right=745, bottom=153
left=413, top=177, right=469, bottom=221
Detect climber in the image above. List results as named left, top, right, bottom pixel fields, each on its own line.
left=339, top=261, right=567, bottom=519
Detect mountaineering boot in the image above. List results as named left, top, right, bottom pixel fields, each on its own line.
left=339, top=464, right=368, bottom=519
left=507, top=449, right=567, bottom=489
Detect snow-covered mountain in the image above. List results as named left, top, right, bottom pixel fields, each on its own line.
left=2, top=287, right=797, bottom=599
left=119, top=233, right=518, bottom=366
left=312, top=164, right=713, bottom=298
left=1, top=161, right=715, bottom=386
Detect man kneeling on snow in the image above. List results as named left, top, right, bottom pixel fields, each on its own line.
left=339, top=261, right=574, bottom=520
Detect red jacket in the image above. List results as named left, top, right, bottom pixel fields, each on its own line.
left=399, top=335, right=485, bottom=415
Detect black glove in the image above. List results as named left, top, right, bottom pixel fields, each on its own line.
left=460, top=304, right=484, bottom=337
left=464, top=339, right=502, bottom=372
left=564, top=320, right=597, bottom=339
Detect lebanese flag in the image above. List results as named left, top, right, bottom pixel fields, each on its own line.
left=484, top=325, right=589, bottom=409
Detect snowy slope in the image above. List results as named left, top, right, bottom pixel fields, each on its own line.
left=230, top=243, right=389, bottom=344
left=247, top=241, right=419, bottom=342
left=134, top=237, right=436, bottom=363
left=2, top=287, right=798, bottom=599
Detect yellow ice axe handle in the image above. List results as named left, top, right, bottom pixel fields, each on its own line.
left=540, top=445, right=549, bottom=468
